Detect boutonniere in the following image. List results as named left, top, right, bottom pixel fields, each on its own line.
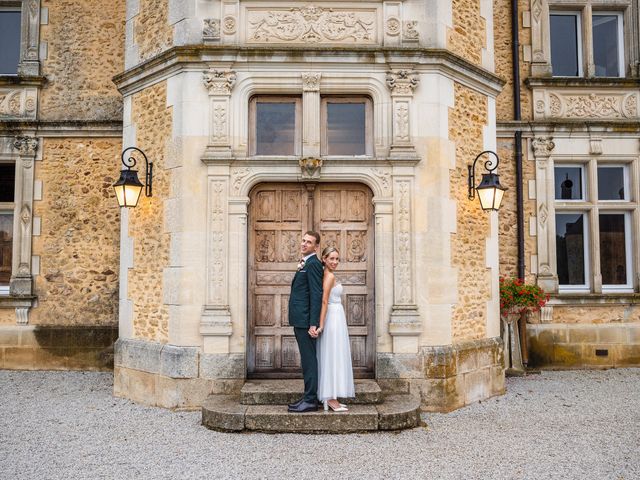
left=296, top=259, right=306, bottom=271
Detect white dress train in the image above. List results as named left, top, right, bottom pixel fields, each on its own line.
left=317, top=283, right=355, bottom=402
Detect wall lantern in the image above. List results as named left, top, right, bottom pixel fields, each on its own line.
left=113, top=147, right=153, bottom=208
left=468, top=150, right=507, bottom=211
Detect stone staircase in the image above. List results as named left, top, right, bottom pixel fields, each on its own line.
left=202, top=379, right=422, bottom=433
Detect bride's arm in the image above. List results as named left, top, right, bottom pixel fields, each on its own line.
left=317, top=272, right=334, bottom=334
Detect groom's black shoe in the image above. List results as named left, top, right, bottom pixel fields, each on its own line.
left=288, top=398, right=304, bottom=409
left=287, top=401, right=318, bottom=413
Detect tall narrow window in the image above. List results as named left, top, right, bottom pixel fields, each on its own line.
left=556, top=213, right=588, bottom=288
left=250, top=96, right=301, bottom=156
left=550, top=13, right=582, bottom=76
left=322, top=97, right=372, bottom=156
left=599, top=213, right=630, bottom=287
left=0, top=163, right=15, bottom=291
left=593, top=13, right=624, bottom=77
left=0, top=9, right=21, bottom=75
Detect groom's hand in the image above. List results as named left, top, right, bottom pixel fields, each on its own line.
left=308, top=326, right=318, bottom=338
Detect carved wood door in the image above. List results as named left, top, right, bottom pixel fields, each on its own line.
left=248, top=183, right=375, bottom=378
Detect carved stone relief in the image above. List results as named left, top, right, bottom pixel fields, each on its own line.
left=402, top=21, right=419, bottom=42
left=247, top=6, right=377, bottom=44
left=231, top=167, right=251, bottom=194
left=385, top=17, right=401, bottom=36
left=386, top=70, right=420, bottom=96
left=394, top=180, right=413, bottom=304
left=203, top=18, right=220, bottom=40
left=13, top=135, right=39, bottom=156
left=208, top=180, right=227, bottom=305
left=223, top=15, right=237, bottom=35
left=531, top=137, right=555, bottom=158
left=0, top=88, right=38, bottom=119
left=533, top=90, right=639, bottom=120
left=302, top=73, right=321, bottom=92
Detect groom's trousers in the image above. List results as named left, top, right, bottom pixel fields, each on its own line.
left=294, top=327, right=318, bottom=403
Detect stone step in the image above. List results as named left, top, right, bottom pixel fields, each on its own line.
left=240, top=379, right=383, bottom=405
left=201, top=392, right=422, bottom=433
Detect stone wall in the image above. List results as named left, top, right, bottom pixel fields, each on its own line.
left=496, top=137, right=536, bottom=282
left=447, top=0, right=486, bottom=67
left=39, top=0, right=126, bottom=121
left=134, top=0, right=174, bottom=63
left=448, top=83, right=491, bottom=341
left=30, top=138, right=121, bottom=326
left=128, top=82, right=173, bottom=343
left=493, top=0, right=533, bottom=121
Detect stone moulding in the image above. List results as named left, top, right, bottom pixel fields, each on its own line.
left=246, top=6, right=378, bottom=44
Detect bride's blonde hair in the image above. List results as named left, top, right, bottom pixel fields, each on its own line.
left=321, top=246, right=339, bottom=265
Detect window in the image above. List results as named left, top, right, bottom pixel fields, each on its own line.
left=550, top=12, right=582, bottom=77
left=0, top=163, right=15, bottom=293
left=0, top=8, right=21, bottom=75
left=554, top=165, right=584, bottom=200
left=549, top=8, right=625, bottom=78
left=556, top=213, right=588, bottom=288
left=554, top=161, right=636, bottom=292
left=250, top=96, right=301, bottom=156
left=249, top=95, right=374, bottom=158
left=593, top=13, right=624, bottom=77
left=321, top=96, right=372, bottom=156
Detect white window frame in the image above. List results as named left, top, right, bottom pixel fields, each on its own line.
left=556, top=211, right=591, bottom=292
left=591, top=11, right=625, bottom=78
left=549, top=11, right=584, bottom=77
left=599, top=211, right=633, bottom=292
left=554, top=163, right=587, bottom=201
left=597, top=163, right=629, bottom=202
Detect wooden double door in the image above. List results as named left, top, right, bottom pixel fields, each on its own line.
left=248, top=183, right=375, bottom=378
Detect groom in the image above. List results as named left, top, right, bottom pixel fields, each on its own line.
left=287, top=231, right=323, bottom=413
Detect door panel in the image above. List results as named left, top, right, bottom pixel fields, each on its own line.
left=248, top=183, right=374, bottom=378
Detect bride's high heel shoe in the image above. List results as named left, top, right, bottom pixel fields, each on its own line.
left=327, top=400, right=348, bottom=412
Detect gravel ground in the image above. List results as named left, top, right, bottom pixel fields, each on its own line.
left=0, top=369, right=638, bottom=480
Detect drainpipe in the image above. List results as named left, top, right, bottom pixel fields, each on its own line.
left=511, top=0, right=525, bottom=280
left=512, top=0, right=528, bottom=365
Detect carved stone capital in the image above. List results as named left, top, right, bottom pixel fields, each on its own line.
left=386, top=70, right=419, bottom=96
left=531, top=137, right=555, bottom=158
left=302, top=73, right=321, bottom=92
left=203, top=70, right=237, bottom=96
left=13, top=135, right=38, bottom=156
left=203, top=18, right=220, bottom=40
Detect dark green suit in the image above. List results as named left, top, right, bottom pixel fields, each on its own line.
left=288, top=254, right=323, bottom=402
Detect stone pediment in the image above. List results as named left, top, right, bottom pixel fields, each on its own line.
left=528, top=79, right=640, bottom=121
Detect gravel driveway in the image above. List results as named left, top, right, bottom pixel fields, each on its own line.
left=1, top=369, right=638, bottom=480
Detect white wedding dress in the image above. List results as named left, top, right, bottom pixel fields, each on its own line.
left=317, top=283, right=355, bottom=402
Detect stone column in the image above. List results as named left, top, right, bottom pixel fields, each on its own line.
left=386, top=69, right=420, bottom=160
left=530, top=0, right=552, bottom=77
left=10, top=136, right=38, bottom=320
left=389, top=175, right=421, bottom=353
left=532, top=137, right=558, bottom=293
left=202, top=69, right=236, bottom=159
left=302, top=73, right=321, bottom=158
left=200, top=175, right=232, bottom=354
left=17, top=0, right=41, bottom=76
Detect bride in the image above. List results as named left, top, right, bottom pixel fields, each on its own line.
left=313, top=246, right=355, bottom=412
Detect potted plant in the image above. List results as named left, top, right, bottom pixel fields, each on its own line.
left=499, top=277, right=549, bottom=321
left=499, top=277, right=549, bottom=372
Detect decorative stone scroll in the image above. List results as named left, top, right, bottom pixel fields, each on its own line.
left=203, top=69, right=236, bottom=158
left=386, top=70, right=420, bottom=158
left=534, top=90, right=639, bottom=120
left=0, top=88, right=38, bottom=119
left=246, top=6, right=377, bottom=44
